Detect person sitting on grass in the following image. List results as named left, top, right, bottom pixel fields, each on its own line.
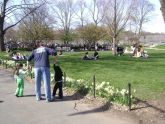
left=52, top=64, right=63, bottom=100
left=82, top=52, right=91, bottom=60
left=58, top=50, right=63, bottom=56
left=93, top=50, right=99, bottom=60
left=132, top=46, right=149, bottom=58
left=13, top=63, right=28, bottom=97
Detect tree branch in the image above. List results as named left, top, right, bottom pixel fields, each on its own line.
left=4, top=3, right=45, bottom=33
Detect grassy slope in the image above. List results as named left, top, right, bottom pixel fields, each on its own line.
left=53, top=50, right=165, bottom=99
left=1, top=49, right=165, bottom=99
left=155, top=44, right=165, bottom=49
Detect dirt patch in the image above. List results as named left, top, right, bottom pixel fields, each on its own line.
left=63, top=87, right=165, bottom=124
left=131, top=97, right=165, bottom=124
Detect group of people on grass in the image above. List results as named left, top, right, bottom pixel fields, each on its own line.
left=11, top=51, right=27, bottom=60
left=13, top=43, right=63, bottom=102
left=82, top=51, right=99, bottom=60
left=124, top=45, right=149, bottom=58
left=5, top=50, right=27, bottom=60
left=132, top=46, right=149, bottom=58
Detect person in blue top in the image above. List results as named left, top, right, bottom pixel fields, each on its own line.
left=27, top=42, right=57, bottom=102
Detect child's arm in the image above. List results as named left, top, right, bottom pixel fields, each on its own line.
left=13, top=66, right=18, bottom=80
left=23, top=70, right=28, bottom=74
left=53, top=64, right=56, bottom=69
left=54, top=56, right=58, bottom=64
left=13, top=65, right=19, bottom=76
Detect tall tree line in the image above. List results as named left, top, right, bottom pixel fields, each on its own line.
left=0, top=0, right=155, bottom=53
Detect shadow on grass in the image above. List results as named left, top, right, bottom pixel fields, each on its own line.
left=131, top=97, right=165, bottom=113
left=68, top=101, right=112, bottom=116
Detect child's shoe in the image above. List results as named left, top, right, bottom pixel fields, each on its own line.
left=57, top=96, right=63, bottom=100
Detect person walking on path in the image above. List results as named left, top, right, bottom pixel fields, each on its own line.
left=27, top=42, right=57, bottom=102
left=13, top=63, right=28, bottom=97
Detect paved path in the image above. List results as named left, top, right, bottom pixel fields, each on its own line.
left=0, top=67, right=138, bottom=124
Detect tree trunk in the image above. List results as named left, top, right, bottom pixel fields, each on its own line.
left=0, top=22, right=5, bottom=51
left=112, top=37, right=117, bottom=55
left=112, top=0, right=117, bottom=56
left=160, top=0, right=165, bottom=23
left=0, top=34, right=5, bottom=52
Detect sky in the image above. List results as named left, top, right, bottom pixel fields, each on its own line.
left=8, top=0, right=165, bottom=33
left=144, top=0, right=165, bottom=33
left=83, top=0, right=165, bottom=33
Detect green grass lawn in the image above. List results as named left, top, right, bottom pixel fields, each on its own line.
left=1, top=49, right=165, bottom=100
left=155, top=44, right=165, bottom=49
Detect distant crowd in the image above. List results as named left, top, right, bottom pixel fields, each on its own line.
left=4, top=41, right=111, bottom=52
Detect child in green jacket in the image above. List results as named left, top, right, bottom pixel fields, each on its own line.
left=14, top=63, right=28, bottom=97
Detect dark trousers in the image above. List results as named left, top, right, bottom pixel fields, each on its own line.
left=52, top=81, right=63, bottom=98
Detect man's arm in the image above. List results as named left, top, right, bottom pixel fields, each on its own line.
left=27, top=51, right=34, bottom=68
left=27, top=51, right=34, bottom=61
left=47, top=47, right=58, bottom=64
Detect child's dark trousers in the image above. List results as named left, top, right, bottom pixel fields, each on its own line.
left=52, top=81, right=63, bottom=98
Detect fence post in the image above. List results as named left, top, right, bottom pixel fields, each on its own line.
left=2, top=60, right=4, bottom=67
left=93, top=75, right=96, bottom=98
left=30, top=66, right=32, bottom=79
left=5, top=60, right=7, bottom=69
left=128, top=83, right=132, bottom=111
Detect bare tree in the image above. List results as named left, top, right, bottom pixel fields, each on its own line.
left=51, top=0, right=75, bottom=32
left=130, top=0, right=154, bottom=42
left=103, top=0, right=134, bottom=55
left=4, top=27, right=17, bottom=41
left=160, top=0, right=165, bottom=23
left=88, top=0, right=106, bottom=26
left=0, top=0, right=45, bottom=51
left=50, top=0, right=76, bottom=44
left=74, top=0, right=87, bottom=27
